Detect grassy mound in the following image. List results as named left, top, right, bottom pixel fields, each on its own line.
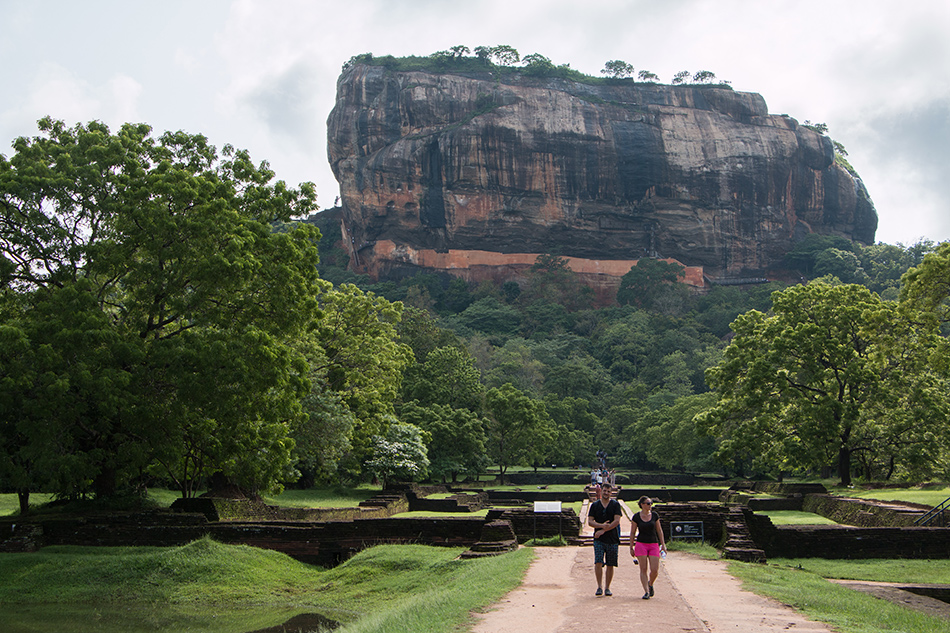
left=0, top=538, right=533, bottom=631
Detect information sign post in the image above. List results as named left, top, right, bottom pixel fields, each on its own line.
left=670, top=521, right=704, bottom=543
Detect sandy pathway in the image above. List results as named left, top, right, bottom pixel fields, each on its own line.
left=469, top=547, right=835, bottom=633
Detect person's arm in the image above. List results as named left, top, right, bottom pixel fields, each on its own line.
left=589, top=509, right=608, bottom=537
left=657, top=517, right=667, bottom=552
left=594, top=506, right=620, bottom=539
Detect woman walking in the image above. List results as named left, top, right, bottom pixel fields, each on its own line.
left=629, top=495, right=666, bottom=599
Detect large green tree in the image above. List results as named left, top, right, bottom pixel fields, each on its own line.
left=519, top=254, right=593, bottom=312
left=0, top=118, right=323, bottom=499
left=601, top=60, right=634, bottom=79
left=307, top=283, right=413, bottom=476
left=698, top=282, right=949, bottom=485
left=901, top=241, right=950, bottom=325
left=401, top=345, right=483, bottom=411
left=616, top=258, right=686, bottom=311
left=365, top=420, right=430, bottom=488
left=399, top=401, right=488, bottom=482
left=642, top=393, right=718, bottom=472
left=484, top=383, right=554, bottom=481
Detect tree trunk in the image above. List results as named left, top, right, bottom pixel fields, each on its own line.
left=838, top=446, right=852, bottom=487
left=17, top=489, right=30, bottom=515
left=93, top=467, right=117, bottom=499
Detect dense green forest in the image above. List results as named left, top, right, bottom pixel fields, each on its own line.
left=307, top=212, right=948, bottom=488
left=1, top=119, right=948, bottom=515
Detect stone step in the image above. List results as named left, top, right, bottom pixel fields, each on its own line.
left=722, top=547, right=766, bottom=563
left=460, top=539, right=519, bottom=559
left=468, top=539, right=519, bottom=553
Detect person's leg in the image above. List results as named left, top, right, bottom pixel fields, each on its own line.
left=637, top=555, right=650, bottom=595
left=603, top=544, right=618, bottom=593
left=593, top=541, right=605, bottom=594
left=648, top=555, right=660, bottom=595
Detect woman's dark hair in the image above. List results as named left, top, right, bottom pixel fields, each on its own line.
left=638, top=495, right=653, bottom=507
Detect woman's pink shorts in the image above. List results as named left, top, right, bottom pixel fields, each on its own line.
left=633, top=542, right=661, bottom=557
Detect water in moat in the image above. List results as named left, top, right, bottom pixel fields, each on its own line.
left=0, top=604, right=340, bottom=632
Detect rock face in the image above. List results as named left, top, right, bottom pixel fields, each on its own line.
left=327, top=64, right=877, bottom=281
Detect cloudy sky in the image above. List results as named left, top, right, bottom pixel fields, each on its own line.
left=2, top=0, right=948, bottom=246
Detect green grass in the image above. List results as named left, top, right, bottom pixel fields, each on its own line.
left=391, top=509, right=491, bottom=518
left=667, top=541, right=720, bottom=559
left=1, top=490, right=188, bottom=516
left=0, top=485, right=385, bottom=517
left=759, top=510, right=840, bottom=525
left=729, top=560, right=949, bottom=633
left=146, top=488, right=187, bottom=508
left=0, top=493, right=53, bottom=516
left=263, top=485, right=381, bottom=508
left=562, top=501, right=582, bottom=516
left=0, top=538, right=534, bottom=632
left=329, top=545, right=533, bottom=633
left=846, top=485, right=950, bottom=507
left=0, top=537, right=324, bottom=606
left=769, top=558, right=950, bottom=584
left=473, top=483, right=727, bottom=493
left=524, top=535, right=567, bottom=546
left=480, top=483, right=583, bottom=493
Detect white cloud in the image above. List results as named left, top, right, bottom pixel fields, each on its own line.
left=1, top=0, right=949, bottom=241
left=25, top=64, right=101, bottom=126
left=107, top=75, right=144, bottom=125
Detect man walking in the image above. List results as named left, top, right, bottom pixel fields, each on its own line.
left=588, top=482, right=623, bottom=596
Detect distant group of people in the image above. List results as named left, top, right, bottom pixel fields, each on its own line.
left=589, top=467, right=616, bottom=491
left=589, top=449, right=616, bottom=497
left=588, top=483, right=667, bottom=600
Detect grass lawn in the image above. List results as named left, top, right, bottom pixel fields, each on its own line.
left=2, top=485, right=383, bottom=517
left=667, top=541, right=720, bottom=558
left=262, top=485, right=381, bottom=508
left=0, top=493, right=53, bottom=516
left=759, top=510, right=840, bottom=525
left=730, top=560, right=950, bottom=633
left=768, top=557, right=950, bottom=584
left=0, top=539, right=534, bottom=632
left=391, top=509, right=491, bottom=518
left=845, top=485, right=950, bottom=507
left=477, top=483, right=584, bottom=493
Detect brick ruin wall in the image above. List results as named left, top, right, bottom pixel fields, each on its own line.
left=4, top=488, right=949, bottom=562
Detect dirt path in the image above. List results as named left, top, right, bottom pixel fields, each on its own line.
left=469, top=548, right=835, bottom=633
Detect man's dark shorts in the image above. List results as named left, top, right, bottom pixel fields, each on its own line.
left=593, top=540, right=619, bottom=567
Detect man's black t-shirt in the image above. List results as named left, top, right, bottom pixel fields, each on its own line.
left=589, top=498, right=623, bottom=544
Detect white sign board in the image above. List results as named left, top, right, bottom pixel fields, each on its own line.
left=533, top=501, right=562, bottom=513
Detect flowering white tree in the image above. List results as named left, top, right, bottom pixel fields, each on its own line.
left=366, top=420, right=430, bottom=488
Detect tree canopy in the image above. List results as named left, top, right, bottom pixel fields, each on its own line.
left=617, top=259, right=686, bottom=310
left=698, top=282, right=950, bottom=484
left=0, top=118, right=323, bottom=500
left=6, top=119, right=950, bottom=500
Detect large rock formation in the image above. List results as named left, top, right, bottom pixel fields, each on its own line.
left=327, top=63, right=876, bottom=283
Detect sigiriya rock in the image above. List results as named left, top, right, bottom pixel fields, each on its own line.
left=326, top=61, right=877, bottom=289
